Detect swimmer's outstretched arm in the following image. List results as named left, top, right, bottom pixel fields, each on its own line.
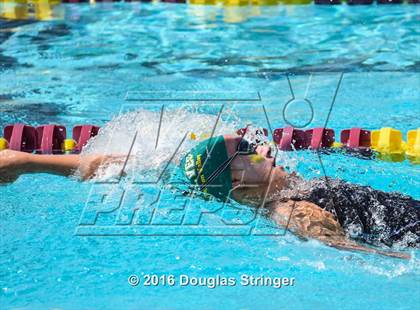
left=268, top=200, right=411, bottom=260
left=0, top=149, right=124, bottom=183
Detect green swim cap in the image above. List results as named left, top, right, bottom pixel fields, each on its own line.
left=181, top=135, right=232, bottom=199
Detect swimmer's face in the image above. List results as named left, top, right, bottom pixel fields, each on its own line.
left=223, top=135, right=287, bottom=190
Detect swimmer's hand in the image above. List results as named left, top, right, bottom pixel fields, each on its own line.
left=78, top=154, right=129, bottom=180
left=325, top=238, right=411, bottom=260
left=78, top=154, right=107, bottom=180
left=269, top=200, right=411, bottom=260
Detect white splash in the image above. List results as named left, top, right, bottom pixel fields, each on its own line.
left=81, top=108, right=238, bottom=180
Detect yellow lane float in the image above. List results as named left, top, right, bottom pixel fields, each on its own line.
left=371, top=127, right=406, bottom=162
left=406, top=128, right=420, bottom=164
left=189, top=0, right=217, bottom=4
left=63, top=139, right=77, bottom=154
left=0, top=137, right=8, bottom=151
left=222, top=0, right=251, bottom=5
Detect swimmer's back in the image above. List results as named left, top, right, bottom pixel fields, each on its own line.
left=295, top=177, right=420, bottom=248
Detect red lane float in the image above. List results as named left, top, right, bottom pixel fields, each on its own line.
left=3, top=124, right=37, bottom=152
left=347, top=0, right=373, bottom=4
left=1, top=123, right=100, bottom=154
left=72, top=125, right=100, bottom=152
left=238, top=126, right=335, bottom=151
left=36, top=125, right=67, bottom=154
left=304, top=128, right=335, bottom=149
left=340, top=127, right=370, bottom=148
left=314, top=0, right=341, bottom=4
left=377, top=0, right=403, bottom=3
left=273, top=127, right=306, bottom=151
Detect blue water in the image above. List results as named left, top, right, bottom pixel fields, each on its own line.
left=1, top=3, right=420, bottom=309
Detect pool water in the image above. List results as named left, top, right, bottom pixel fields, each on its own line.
left=1, top=3, right=420, bottom=309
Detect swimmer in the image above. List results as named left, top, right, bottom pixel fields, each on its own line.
left=1, top=135, right=419, bottom=259
left=180, top=135, right=419, bottom=259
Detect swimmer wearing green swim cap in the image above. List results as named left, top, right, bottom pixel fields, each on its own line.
left=181, top=135, right=233, bottom=199
left=180, top=135, right=280, bottom=200
left=1, top=134, right=418, bottom=259
left=180, top=134, right=289, bottom=201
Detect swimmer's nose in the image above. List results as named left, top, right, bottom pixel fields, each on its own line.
left=256, top=145, right=272, bottom=158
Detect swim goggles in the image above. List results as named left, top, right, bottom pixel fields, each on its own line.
left=201, top=139, right=257, bottom=191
